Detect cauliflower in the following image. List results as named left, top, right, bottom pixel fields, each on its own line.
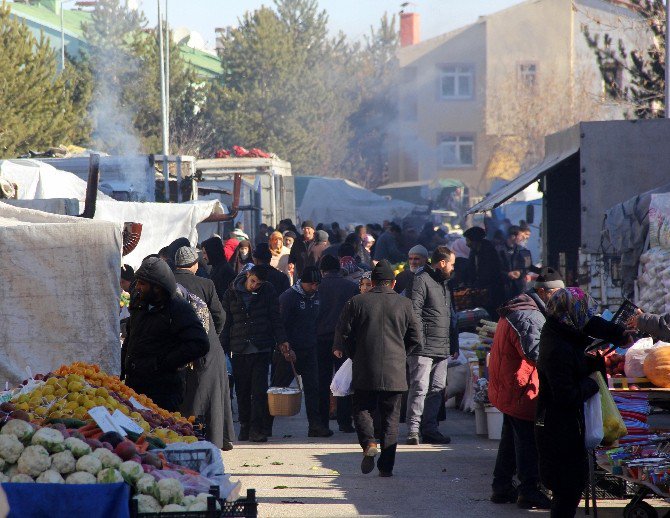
left=136, top=474, right=158, bottom=497
left=31, top=428, right=65, bottom=453
left=162, top=504, right=186, bottom=513
left=64, top=437, right=91, bottom=458
left=51, top=450, right=76, bottom=475
left=65, top=471, right=97, bottom=484
left=157, top=477, right=184, bottom=505
left=76, top=454, right=102, bottom=475
left=181, top=495, right=196, bottom=507
left=97, top=468, right=124, bottom=484
left=91, top=448, right=122, bottom=469
left=133, top=495, right=162, bottom=513
left=17, top=445, right=51, bottom=477
left=187, top=501, right=207, bottom=512
left=36, top=470, right=65, bottom=484
left=195, top=493, right=221, bottom=511
left=0, top=434, right=23, bottom=463
left=1, top=420, right=34, bottom=444
left=11, top=474, right=35, bottom=483
left=0, top=473, right=8, bottom=483
left=119, top=460, right=144, bottom=484
left=4, top=464, right=18, bottom=477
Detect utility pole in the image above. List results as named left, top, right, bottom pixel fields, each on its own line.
left=158, top=0, right=169, bottom=200
left=165, top=0, right=170, bottom=145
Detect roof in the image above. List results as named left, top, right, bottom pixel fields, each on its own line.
left=399, top=23, right=479, bottom=63
left=8, top=1, right=222, bottom=77
left=467, top=145, right=579, bottom=214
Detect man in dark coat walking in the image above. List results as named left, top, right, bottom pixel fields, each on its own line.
left=122, top=257, right=210, bottom=412
left=288, top=220, right=315, bottom=279
left=464, top=226, right=505, bottom=318
left=306, top=230, right=330, bottom=267
left=497, top=226, right=533, bottom=301
left=273, top=266, right=334, bottom=437
left=406, top=246, right=458, bottom=446
left=373, top=223, right=406, bottom=263
left=335, top=260, right=422, bottom=477
left=316, top=255, right=359, bottom=433
left=221, top=266, right=290, bottom=442
left=173, top=247, right=236, bottom=450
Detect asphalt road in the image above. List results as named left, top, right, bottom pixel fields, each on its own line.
left=223, top=407, right=670, bottom=517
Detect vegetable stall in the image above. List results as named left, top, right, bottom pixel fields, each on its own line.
left=0, top=362, right=256, bottom=517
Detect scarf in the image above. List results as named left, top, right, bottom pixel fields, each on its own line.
left=340, top=256, right=359, bottom=275
left=546, top=287, right=598, bottom=331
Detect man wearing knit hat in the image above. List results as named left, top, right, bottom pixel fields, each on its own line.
left=307, top=230, right=330, bottom=268
left=335, top=260, right=421, bottom=477
left=487, top=266, right=563, bottom=510
left=395, top=244, right=428, bottom=295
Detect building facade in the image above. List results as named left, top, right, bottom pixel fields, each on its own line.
left=389, top=0, right=645, bottom=196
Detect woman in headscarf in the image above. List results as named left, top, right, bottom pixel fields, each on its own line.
left=268, top=230, right=291, bottom=276
left=201, top=236, right=236, bottom=302
left=229, top=239, right=254, bottom=274
left=536, top=288, right=626, bottom=517
left=358, top=271, right=373, bottom=294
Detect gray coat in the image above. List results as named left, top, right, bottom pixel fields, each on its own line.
left=335, top=286, right=421, bottom=392
left=637, top=312, right=670, bottom=342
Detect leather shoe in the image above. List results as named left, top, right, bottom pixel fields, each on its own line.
left=221, top=441, right=234, bottom=451
left=379, top=470, right=393, bottom=477
left=249, top=431, right=268, bottom=442
left=338, top=424, right=355, bottom=433
left=517, top=491, right=551, bottom=510
left=308, top=426, right=334, bottom=438
left=238, top=426, right=249, bottom=442
left=490, top=487, right=518, bottom=504
left=421, top=432, right=451, bottom=444
left=361, top=443, right=378, bottom=474
left=406, top=433, right=420, bottom=445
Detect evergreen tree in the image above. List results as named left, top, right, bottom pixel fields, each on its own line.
left=584, top=0, right=665, bottom=118
left=0, top=1, right=85, bottom=157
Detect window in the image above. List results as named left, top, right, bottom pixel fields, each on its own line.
left=439, top=65, right=474, bottom=99
left=439, top=135, right=475, bottom=168
left=602, top=60, right=623, bottom=99
left=518, top=62, right=537, bottom=91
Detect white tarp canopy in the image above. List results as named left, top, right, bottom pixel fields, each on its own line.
left=93, top=200, right=227, bottom=269
left=298, top=177, right=415, bottom=226
left=0, top=203, right=123, bottom=385
left=1, top=159, right=112, bottom=202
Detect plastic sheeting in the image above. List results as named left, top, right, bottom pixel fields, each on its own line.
left=0, top=203, right=123, bottom=385
left=0, top=159, right=112, bottom=202
left=297, top=177, right=415, bottom=226
left=92, top=200, right=226, bottom=269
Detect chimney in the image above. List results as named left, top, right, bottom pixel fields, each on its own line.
left=400, top=12, right=420, bottom=47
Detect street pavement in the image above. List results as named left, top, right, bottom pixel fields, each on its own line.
left=223, top=407, right=670, bottom=517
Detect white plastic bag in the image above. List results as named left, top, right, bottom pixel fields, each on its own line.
left=624, top=337, right=655, bottom=378
left=584, top=391, right=604, bottom=449
left=330, top=358, right=353, bottom=397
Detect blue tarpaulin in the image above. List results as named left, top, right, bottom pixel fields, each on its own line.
left=2, top=482, right=130, bottom=518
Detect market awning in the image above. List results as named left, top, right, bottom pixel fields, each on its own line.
left=467, top=145, right=579, bottom=214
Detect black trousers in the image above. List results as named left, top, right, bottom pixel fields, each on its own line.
left=231, top=352, right=271, bottom=433
left=271, top=347, right=321, bottom=426
left=317, top=336, right=352, bottom=429
left=352, top=390, right=403, bottom=473
left=492, top=413, right=540, bottom=497
left=550, top=488, right=582, bottom=518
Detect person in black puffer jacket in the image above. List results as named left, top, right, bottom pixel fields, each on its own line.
left=406, top=246, right=459, bottom=446
left=536, top=288, right=626, bottom=518
left=221, top=266, right=290, bottom=442
left=202, top=236, right=236, bottom=302
left=122, top=257, right=210, bottom=412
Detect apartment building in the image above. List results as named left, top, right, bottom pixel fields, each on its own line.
left=389, top=0, right=645, bottom=196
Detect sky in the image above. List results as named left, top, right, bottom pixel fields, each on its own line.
left=138, top=0, right=521, bottom=51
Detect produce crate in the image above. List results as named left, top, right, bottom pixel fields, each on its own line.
left=583, top=469, right=636, bottom=500
left=608, top=377, right=654, bottom=390
left=453, top=288, right=489, bottom=312
left=130, top=489, right=258, bottom=518
left=162, top=448, right=214, bottom=473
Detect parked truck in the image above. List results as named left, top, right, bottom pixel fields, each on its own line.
left=469, top=119, right=670, bottom=311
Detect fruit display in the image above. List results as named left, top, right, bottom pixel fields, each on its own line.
left=644, top=345, right=670, bottom=388
left=4, top=362, right=198, bottom=444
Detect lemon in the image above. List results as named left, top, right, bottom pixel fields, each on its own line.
left=119, top=406, right=130, bottom=416
left=46, top=377, right=59, bottom=387
left=15, top=403, right=29, bottom=411
left=41, top=386, right=54, bottom=396
left=67, top=381, right=84, bottom=393
left=34, top=407, right=47, bottom=417
left=43, top=394, right=56, bottom=403
left=95, top=388, right=108, bottom=397
left=83, top=400, right=95, bottom=410
left=54, top=388, right=68, bottom=398
left=66, top=393, right=79, bottom=402
left=65, top=400, right=79, bottom=411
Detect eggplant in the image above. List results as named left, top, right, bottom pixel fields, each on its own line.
left=98, top=431, right=124, bottom=448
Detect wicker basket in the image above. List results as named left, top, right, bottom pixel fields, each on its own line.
left=267, top=358, right=303, bottom=416
left=267, top=388, right=302, bottom=416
